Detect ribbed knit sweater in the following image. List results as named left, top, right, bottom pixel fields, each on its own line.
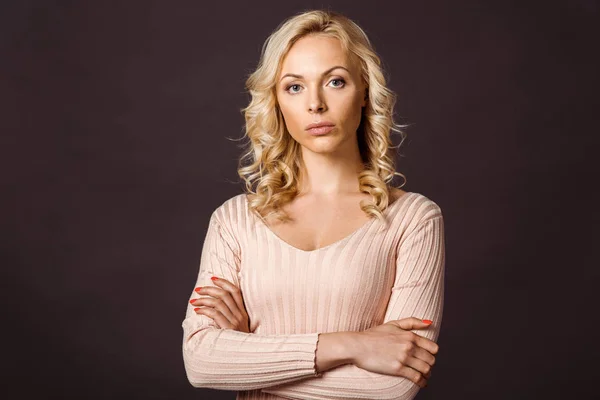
left=182, top=191, right=445, bottom=400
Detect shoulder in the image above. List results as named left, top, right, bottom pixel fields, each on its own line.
left=209, top=193, right=248, bottom=228
left=380, top=190, right=444, bottom=248
left=404, top=192, right=444, bottom=243
left=387, top=189, right=443, bottom=235
left=402, top=191, right=443, bottom=222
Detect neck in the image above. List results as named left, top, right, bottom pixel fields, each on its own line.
left=297, top=143, right=365, bottom=196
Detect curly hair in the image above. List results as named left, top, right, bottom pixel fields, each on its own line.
left=238, top=9, right=407, bottom=224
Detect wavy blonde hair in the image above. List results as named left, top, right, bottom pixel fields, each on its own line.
left=238, top=9, right=407, bottom=224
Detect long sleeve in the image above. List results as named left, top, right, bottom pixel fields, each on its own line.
left=261, top=212, right=446, bottom=400
left=182, top=211, right=323, bottom=391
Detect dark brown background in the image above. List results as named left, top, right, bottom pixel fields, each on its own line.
left=2, top=0, right=598, bottom=399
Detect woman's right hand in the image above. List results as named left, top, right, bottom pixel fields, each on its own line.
left=350, top=317, right=439, bottom=388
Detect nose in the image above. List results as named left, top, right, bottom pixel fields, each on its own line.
left=308, top=88, right=327, bottom=113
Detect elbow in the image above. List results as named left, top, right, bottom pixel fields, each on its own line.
left=182, top=347, right=208, bottom=388
left=185, top=373, right=206, bottom=389
left=182, top=328, right=248, bottom=390
left=182, top=329, right=218, bottom=389
left=185, top=373, right=212, bottom=389
left=368, top=377, right=421, bottom=400
left=387, top=380, right=421, bottom=400
left=183, top=346, right=224, bottom=389
left=183, top=349, right=210, bottom=389
left=183, top=356, right=226, bottom=390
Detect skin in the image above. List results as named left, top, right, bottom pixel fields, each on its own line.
left=265, top=34, right=409, bottom=251
left=190, top=277, right=250, bottom=333
left=190, top=33, right=438, bottom=389
left=276, top=33, right=367, bottom=182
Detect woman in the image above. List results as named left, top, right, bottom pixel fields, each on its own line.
left=182, top=9, right=445, bottom=400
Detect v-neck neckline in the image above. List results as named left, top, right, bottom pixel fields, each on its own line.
left=245, top=192, right=412, bottom=254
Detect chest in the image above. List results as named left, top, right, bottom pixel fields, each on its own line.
left=238, top=230, right=398, bottom=334
left=264, top=196, right=374, bottom=252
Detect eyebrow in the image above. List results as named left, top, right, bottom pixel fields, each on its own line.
left=279, top=65, right=350, bottom=82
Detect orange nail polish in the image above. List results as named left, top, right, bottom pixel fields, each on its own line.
left=423, top=319, right=433, bottom=324
left=189, top=299, right=196, bottom=304
left=194, top=307, right=201, bottom=312
left=195, top=287, right=202, bottom=292
left=211, top=277, right=218, bottom=281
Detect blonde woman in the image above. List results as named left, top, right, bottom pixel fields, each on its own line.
left=182, top=9, right=445, bottom=400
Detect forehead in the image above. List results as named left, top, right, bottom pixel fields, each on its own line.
left=279, top=35, right=357, bottom=76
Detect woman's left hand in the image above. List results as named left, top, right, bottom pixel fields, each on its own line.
left=190, top=276, right=250, bottom=333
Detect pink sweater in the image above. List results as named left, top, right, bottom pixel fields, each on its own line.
left=182, top=191, right=445, bottom=399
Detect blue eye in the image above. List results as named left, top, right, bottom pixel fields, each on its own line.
left=285, top=78, right=346, bottom=94
left=286, top=84, right=302, bottom=94
left=329, top=78, right=346, bottom=88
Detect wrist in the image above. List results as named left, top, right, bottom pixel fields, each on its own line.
left=340, top=331, right=362, bottom=365
left=315, top=331, right=357, bottom=372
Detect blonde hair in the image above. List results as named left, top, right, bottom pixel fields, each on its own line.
left=238, top=9, right=407, bottom=223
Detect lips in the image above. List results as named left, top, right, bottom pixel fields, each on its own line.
left=306, top=124, right=335, bottom=136
left=305, top=121, right=335, bottom=130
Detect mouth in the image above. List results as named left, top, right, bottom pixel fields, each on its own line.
left=305, top=121, right=335, bottom=136
left=306, top=125, right=335, bottom=135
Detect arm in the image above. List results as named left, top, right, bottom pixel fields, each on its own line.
left=261, top=212, right=446, bottom=400
left=182, top=212, right=322, bottom=391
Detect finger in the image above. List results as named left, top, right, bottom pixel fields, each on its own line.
left=209, top=277, right=246, bottom=316
left=195, top=307, right=231, bottom=330
left=414, top=335, right=440, bottom=355
left=195, top=286, right=242, bottom=322
left=411, top=346, right=436, bottom=368
left=394, top=317, right=433, bottom=331
left=396, top=328, right=439, bottom=357
left=403, top=356, right=432, bottom=380
left=397, top=365, right=428, bottom=388
left=424, top=368, right=432, bottom=380
left=191, top=297, right=237, bottom=324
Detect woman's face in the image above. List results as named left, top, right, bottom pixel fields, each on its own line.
left=276, top=34, right=367, bottom=156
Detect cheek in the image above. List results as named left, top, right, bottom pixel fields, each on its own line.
left=277, top=100, right=304, bottom=141
left=338, top=94, right=364, bottom=128
left=277, top=99, right=298, bottom=126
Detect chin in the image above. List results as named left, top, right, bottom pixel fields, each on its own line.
left=302, top=138, right=344, bottom=154
left=292, top=128, right=353, bottom=154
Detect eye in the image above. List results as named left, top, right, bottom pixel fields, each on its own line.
left=285, top=84, right=302, bottom=94
left=329, top=78, right=346, bottom=88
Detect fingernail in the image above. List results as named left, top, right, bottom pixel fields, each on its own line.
left=194, top=307, right=201, bottom=312
left=189, top=299, right=196, bottom=304
left=422, top=319, right=433, bottom=324
left=194, top=287, right=202, bottom=292
left=211, top=277, right=218, bottom=281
